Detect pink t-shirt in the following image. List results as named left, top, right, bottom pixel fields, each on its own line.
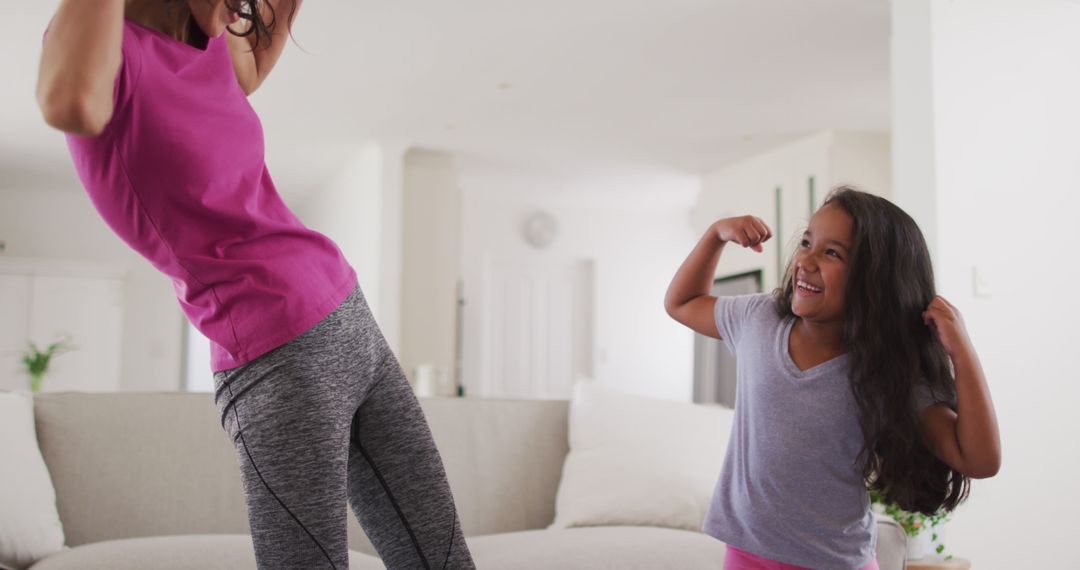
left=64, top=19, right=357, bottom=372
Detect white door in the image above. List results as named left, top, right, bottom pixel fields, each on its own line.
left=0, top=275, right=32, bottom=388
left=29, top=275, right=124, bottom=392
left=0, top=259, right=125, bottom=393
left=465, top=256, right=593, bottom=399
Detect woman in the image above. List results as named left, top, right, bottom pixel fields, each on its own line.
left=37, top=2, right=474, bottom=568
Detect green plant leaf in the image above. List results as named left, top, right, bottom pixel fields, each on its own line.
left=21, top=337, right=76, bottom=392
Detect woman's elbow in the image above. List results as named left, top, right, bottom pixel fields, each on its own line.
left=37, top=86, right=111, bottom=136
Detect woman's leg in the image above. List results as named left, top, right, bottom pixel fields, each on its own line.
left=346, top=348, right=474, bottom=569
left=214, top=361, right=355, bottom=570
left=213, top=284, right=472, bottom=569
left=212, top=287, right=372, bottom=569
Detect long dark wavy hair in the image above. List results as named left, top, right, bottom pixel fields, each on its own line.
left=169, top=0, right=297, bottom=50
left=774, top=186, right=970, bottom=515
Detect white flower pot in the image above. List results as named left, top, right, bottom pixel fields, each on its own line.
left=906, top=525, right=944, bottom=560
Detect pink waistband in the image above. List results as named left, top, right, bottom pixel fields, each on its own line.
left=723, top=545, right=879, bottom=570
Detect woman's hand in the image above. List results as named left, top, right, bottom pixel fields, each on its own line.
left=713, top=216, right=772, bottom=252
left=923, top=295, right=972, bottom=357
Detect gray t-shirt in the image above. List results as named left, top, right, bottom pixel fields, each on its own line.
left=703, top=293, right=948, bottom=569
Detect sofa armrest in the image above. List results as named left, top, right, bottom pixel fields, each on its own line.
left=875, top=513, right=907, bottom=570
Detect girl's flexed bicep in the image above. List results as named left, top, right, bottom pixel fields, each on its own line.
left=668, top=295, right=720, bottom=339
left=38, top=0, right=126, bottom=136
left=665, top=216, right=772, bottom=342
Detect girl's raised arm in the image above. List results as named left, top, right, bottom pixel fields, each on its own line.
left=920, top=296, right=1002, bottom=479
left=665, top=216, right=771, bottom=339
left=37, top=0, right=125, bottom=136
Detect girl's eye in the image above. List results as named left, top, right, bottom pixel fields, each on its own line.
left=826, top=249, right=842, bottom=259
left=800, top=239, right=810, bottom=248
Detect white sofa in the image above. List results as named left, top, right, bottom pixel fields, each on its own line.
left=23, top=393, right=906, bottom=569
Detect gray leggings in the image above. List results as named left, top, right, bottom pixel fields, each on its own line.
left=212, top=285, right=474, bottom=570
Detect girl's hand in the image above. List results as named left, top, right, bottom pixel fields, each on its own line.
left=713, top=216, right=772, bottom=252
left=923, top=296, right=973, bottom=357
left=665, top=215, right=771, bottom=338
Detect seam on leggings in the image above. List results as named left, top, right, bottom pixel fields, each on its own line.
left=354, top=438, right=432, bottom=570
left=442, top=512, right=456, bottom=570
left=227, top=381, right=339, bottom=570
left=216, top=372, right=268, bottom=430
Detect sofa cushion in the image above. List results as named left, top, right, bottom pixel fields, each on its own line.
left=31, top=394, right=251, bottom=547
left=417, top=398, right=569, bottom=537
left=469, top=527, right=726, bottom=569
left=552, top=382, right=732, bottom=531
left=26, top=535, right=384, bottom=570
left=0, top=392, right=65, bottom=570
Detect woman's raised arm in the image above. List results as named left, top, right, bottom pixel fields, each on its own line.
left=37, top=0, right=125, bottom=136
left=227, top=0, right=302, bottom=96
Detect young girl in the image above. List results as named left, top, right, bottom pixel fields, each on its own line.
left=37, top=1, right=474, bottom=569
left=665, top=187, right=1000, bottom=569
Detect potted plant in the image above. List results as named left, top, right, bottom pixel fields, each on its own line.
left=869, top=489, right=951, bottom=560
left=21, top=336, right=75, bottom=393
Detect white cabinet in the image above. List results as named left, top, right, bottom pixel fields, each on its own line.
left=0, top=258, right=125, bottom=392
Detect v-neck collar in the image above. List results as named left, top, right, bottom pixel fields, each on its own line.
left=779, top=316, right=850, bottom=379
left=125, top=17, right=215, bottom=54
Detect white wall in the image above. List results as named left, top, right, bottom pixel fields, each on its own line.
left=376, top=143, right=407, bottom=352
left=829, top=131, right=892, bottom=201
left=694, top=130, right=890, bottom=292
left=296, top=143, right=385, bottom=314
left=0, top=187, right=183, bottom=391
left=891, top=0, right=940, bottom=264
left=400, top=149, right=462, bottom=385
left=458, top=159, right=700, bottom=401
left=295, top=142, right=407, bottom=349
left=892, top=1, right=1080, bottom=567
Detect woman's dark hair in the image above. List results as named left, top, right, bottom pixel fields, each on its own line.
left=223, top=0, right=297, bottom=49
left=170, top=0, right=298, bottom=50
left=774, top=186, right=970, bottom=515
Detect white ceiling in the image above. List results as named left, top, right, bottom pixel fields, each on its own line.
left=1, top=0, right=889, bottom=200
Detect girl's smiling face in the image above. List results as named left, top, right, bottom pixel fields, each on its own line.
left=791, top=203, right=854, bottom=323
